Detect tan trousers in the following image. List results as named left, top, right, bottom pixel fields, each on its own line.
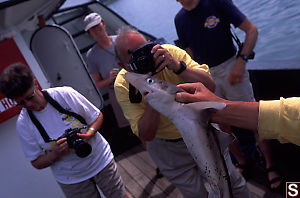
left=58, top=159, right=126, bottom=198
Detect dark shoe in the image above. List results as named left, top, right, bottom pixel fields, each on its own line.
left=267, top=167, right=284, bottom=193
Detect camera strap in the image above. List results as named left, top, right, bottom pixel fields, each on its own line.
left=27, top=90, right=87, bottom=143
left=129, top=83, right=142, bottom=103
left=42, top=91, right=87, bottom=125
left=28, top=109, right=51, bottom=142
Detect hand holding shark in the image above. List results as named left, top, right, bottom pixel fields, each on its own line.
left=176, top=82, right=226, bottom=104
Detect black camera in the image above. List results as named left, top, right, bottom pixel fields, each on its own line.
left=128, top=42, right=157, bottom=75
left=58, top=127, right=92, bottom=158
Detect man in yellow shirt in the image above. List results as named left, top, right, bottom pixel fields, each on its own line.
left=175, top=82, right=300, bottom=146
left=114, top=26, right=252, bottom=198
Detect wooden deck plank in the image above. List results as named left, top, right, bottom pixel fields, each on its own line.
left=123, top=145, right=183, bottom=198
left=130, top=145, right=157, bottom=169
left=116, top=156, right=146, bottom=197
left=117, top=152, right=167, bottom=197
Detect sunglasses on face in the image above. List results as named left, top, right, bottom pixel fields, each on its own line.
left=15, top=89, right=36, bottom=106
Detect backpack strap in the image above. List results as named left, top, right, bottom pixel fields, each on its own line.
left=129, top=83, right=142, bottom=103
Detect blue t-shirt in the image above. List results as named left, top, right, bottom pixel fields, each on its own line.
left=175, top=0, right=245, bottom=67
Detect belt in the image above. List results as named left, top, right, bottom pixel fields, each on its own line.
left=159, top=138, right=183, bottom=142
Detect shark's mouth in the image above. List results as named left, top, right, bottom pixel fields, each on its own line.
left=143, top=91, right=149, bottom=96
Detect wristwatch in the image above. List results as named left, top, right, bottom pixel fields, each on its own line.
left=174, top=61, right=187, bottom=75
left=238, top=54, right=249, bottom=62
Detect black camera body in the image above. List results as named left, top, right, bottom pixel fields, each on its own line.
left=58, top=127, right=92, bottom=158
left=129, top=42, right=157, bottom=75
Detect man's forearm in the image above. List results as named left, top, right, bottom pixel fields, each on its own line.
left=92, top=73, right=111, bottom=90
left=95, top=78, right=112, bottom=90
left=89, top=112, right=103, bottom=132
left=211, top=101, right=259, bottom=131
left=138, top=104, right=160, bottom=141
left=238, top=18, right=258, bottom=55
left=31, top=151, right=59, bottom=169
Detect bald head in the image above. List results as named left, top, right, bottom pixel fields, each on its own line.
left=115, top=26, right=147, bottom=69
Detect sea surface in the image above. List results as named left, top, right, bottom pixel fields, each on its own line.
left=63, top=0, right=300, bottom=61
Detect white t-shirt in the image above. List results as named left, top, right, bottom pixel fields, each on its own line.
left=16, top=86, right=113, bottom=184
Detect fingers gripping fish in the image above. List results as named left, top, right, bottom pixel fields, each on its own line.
left=124, top=72, right=234, bottom=198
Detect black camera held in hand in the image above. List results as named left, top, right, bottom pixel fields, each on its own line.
left=128, top=42, right=157, bottom=75
left=58, top=127, right=92, bottom=158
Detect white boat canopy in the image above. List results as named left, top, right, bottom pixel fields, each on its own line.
left=0, top=0, right=65, bottom=35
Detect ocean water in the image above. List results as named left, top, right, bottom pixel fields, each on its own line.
left=106, top=0, right=300, bottom=61
left=63, top=0, right=300, bottom=61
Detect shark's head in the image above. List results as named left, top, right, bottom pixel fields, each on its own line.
left=124, top=72, right=184, bottom=116
left=125, top=72, right=184, bottom=101
left=124, top=72, right=226, bottom=121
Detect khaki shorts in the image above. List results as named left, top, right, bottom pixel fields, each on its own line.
left=58, top=159, right=126, bottom=198
left=210, top=56, right=256, bottom=102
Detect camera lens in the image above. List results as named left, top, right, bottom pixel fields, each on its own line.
left=74, top=141, right=92, bottom=158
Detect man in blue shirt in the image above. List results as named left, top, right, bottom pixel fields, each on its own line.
left=175, top=0, right=282, bottom=191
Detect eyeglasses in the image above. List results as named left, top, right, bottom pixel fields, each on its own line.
left=15, top=89, right=36, bottom=106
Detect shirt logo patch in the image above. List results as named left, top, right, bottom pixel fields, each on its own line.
left=204, top=16, right=220, bottom=29
left=63, top=114, right=73, bottom=122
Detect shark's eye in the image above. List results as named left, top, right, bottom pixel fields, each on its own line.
left=146, top=77, right=155, bottom=84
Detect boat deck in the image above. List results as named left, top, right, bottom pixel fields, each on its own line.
left=115, top=144, right=284, bottom=198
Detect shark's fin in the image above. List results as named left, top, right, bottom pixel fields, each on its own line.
left=211, top=124, right=235, bottom=153
left=184, top=101, right=226, bottom=111
left=180, top=101, right=226, bottom=119
left=170, top=86, right=185, bottom=95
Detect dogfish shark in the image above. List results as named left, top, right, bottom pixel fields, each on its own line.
left=124, top=72, right=235, bottom=198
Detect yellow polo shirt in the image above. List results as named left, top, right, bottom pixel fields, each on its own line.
left=259, top=97, right=300, bottom=146
left=114, top=44, right=210, bottom=139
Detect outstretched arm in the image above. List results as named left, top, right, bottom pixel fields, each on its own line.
left=175, top=82, right=259, bottom=131
left=211, top=100, right=259, bottom=131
